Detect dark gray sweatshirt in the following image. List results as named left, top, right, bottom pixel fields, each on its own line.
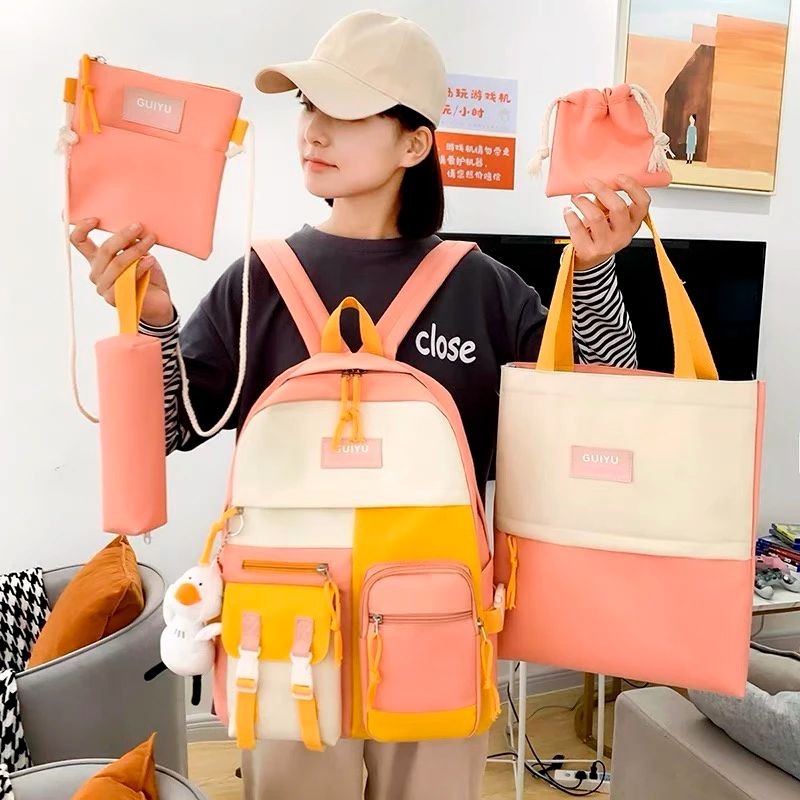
left=140, top=225, right=636, bottom=488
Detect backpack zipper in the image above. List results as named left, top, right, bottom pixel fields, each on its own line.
left=238, top=560, right=342, bottom=664
left=365, top=609, right=488, bottom=732
left=368, top=610, right=474, bottom=634
left=241, top=560, right=330, bottom=578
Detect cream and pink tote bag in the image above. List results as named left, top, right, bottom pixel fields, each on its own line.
left=493, top=215, right=765, bottom=697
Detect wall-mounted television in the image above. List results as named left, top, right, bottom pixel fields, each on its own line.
left=440, top=232, right=766, bottom=380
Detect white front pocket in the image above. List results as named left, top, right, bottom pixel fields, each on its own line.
left=226, top=651, right=341, bottom=746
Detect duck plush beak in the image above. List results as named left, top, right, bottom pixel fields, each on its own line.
left=174, top=582, right=202, bottom=606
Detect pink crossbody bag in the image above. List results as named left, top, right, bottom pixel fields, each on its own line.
left=57, top=54, right=255, bottom=537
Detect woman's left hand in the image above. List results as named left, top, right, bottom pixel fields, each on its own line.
left=564, top=176, right=651, bottom=271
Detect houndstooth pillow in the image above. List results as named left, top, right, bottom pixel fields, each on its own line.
left=0, top=764, right=13, bottom=800
left=0, top=568, right=49, bottom=673
left=0, top=669, right=31, bottom=775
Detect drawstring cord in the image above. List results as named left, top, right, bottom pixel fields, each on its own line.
left=629, top=84, right=671, bottom=173
left=528, top=96, right=559, bottom=177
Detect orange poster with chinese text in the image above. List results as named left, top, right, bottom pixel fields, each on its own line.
left=435, top=131, right=516, bottom=190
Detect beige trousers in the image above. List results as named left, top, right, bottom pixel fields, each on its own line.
left=241, top=734, right=490, bottom=800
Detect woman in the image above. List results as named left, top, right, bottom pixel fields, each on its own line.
left=686, top=113, right=698, bottom=164
left=70, top=10, right=648, bottom=800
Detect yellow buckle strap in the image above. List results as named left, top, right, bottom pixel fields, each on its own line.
left=293, top=683, right=324, bottom=752
left=235, top=612, right=261, bottom=750
left=235, top=688, right=257, bottom=750
left=291, top=618, right=324, bottom=752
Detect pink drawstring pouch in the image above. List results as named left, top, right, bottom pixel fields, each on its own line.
left=528, top=83, right=673, bottom=197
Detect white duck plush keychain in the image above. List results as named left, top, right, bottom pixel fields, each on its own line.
left=149, top=508, right=240, bottom=694
left=160, top=561, right=223, bottom=676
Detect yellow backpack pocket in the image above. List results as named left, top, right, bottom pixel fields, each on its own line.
left=221, top=569, right=342, bottom=751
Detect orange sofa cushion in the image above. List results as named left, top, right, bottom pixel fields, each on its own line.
left=72, top=734, right=158, bottom=799
left=28, top=536, right=143, bottom=668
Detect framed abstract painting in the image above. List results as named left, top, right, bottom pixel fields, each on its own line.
left=616, top=0, right=792, bottom=193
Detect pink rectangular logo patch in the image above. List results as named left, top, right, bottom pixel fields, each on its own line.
left=122, top=87, right=185, bottom=133
left=321, top=439, right=383, bottom=469
left=570, top=446, right=634, bottom=483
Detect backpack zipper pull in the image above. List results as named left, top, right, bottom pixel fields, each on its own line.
left=325, top=577, right=343, bottom=665
left=350, top=370, right=364, bottom=442
left=366, top=615, right=384, bottom=709
left=478, top=620, right=502, bottom=720
left=331, top=370, right=366, bottom=449
left=331, top=371, right=352, bottom=450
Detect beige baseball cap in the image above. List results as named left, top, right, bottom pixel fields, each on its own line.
left=254, top=10, right=447, bottom=127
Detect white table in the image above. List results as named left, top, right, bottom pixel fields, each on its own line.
left=752, top=585, right=800, bottom=614
left=495, top=588, right=800, bottom=800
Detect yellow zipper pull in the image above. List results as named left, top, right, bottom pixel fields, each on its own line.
left=479, top=622, right=502, bottom=720
left=366, top=616, right=383, bottom=709
left=506, top=535, right=518, bottom=610
left=79, top=54, right=101, bottom=134
left=331, top=370, right=367, bottom=448
left=350, top=371, right=364, bottom=442
left=324, top=580, right=343, bottom=665
left=331, top=372, right=352, bottom=450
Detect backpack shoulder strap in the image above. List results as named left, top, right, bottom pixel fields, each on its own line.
left=252, top=239, right=332, bottom=356
left=374, top=240, right=478, bottom=359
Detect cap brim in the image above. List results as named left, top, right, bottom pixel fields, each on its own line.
left=254, top=59, right=399, bottom=121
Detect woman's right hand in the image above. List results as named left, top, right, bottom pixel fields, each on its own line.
left=70, top=219, right=175, bottom=327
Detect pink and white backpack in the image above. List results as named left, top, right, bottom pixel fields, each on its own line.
left=196, top=239, right=505, bottom=750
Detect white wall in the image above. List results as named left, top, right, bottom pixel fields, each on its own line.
left=2, top=1, right=798, bottom=647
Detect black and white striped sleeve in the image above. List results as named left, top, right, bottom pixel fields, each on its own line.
left=138, top=313, right=185, bottom=454
left=572, top=256, right=637, bottom=368
left=138, top=299, right=241, bottom=454
left=515, top=256, right=637, bottom=368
